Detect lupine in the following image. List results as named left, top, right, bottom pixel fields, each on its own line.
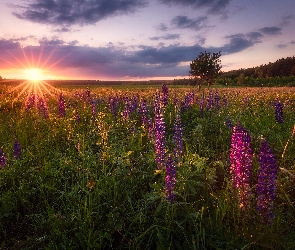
left=274, top=99, right=284, bottom=123
left=25, top=93, right=36, bottom=112
left=199, top=93, right=205, bottom=117
left=58, top=93, right=66, bottom=118
left=154, top=92, right=166, bottom=169
left=225, top=115, right=233, bottom=129
left=0, top=150, right=7, bottom=168
left=161, top=83, right=169, bottom=107
left=14, top=140, right=21, bottom=159
left=174, top=112, right=184, bottom=159
left=214, top=90, right=220, bottom=109
left=165, top=154, right=176, bottom=203
left=138, top=100, right=149, bottom=128
left=75, top=107, right=80, bottom=123
left=206, top=90, right=214, bottom=110
left=230, top=122, right=253, bottom=210
left=108, top=95, right=119, bottom=119
left=37, top=97, right=49, bottom=119
left=257, top=139, right=278, bottom=223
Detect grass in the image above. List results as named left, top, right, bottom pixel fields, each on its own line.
left=0, top=83, right=295, bottom=249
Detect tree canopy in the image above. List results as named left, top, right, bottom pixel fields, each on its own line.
left=189, top=51, right=222, bottom=90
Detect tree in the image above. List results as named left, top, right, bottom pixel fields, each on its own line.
left=189, top=51, right=222, bottom=90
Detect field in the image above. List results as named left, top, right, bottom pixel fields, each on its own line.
left=0, top=82, right=295, bottom=249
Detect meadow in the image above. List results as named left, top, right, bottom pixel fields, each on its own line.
left=0, top=82, right=295, bottom=249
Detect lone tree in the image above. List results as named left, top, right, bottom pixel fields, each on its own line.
left=189, top=51, right=222, bottom=90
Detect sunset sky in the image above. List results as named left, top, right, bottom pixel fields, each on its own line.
left=0, top=0, right=295, bottom=80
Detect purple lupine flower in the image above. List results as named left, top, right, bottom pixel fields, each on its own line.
left=222, top=95, right=228, bottom=107
left=0, top=150, right=7, bottom=168
left=108, top=95, right=119, bottom=119
left=75, top=107, right=80, bottom=123
left=206, top=90, right=214, bottom=111
left=154, top=92, right=166, bottom=169
left=138, top=100, right=149, bottom=128
left=274, top=99, right=284, bottom=124
left=174, top=112, right=184, bottom=159
left=25, top=93, right=36, bottom=112
left=14, top=140, right=21, bottom=159
left=225, top=115, right=233, bottom=129
left=199, top=93, right=205, bottom=117
left=58, top=93, right=66, bottom=118
left=230, top=122, right=253, bottom=210
left=257, top=139, right=278, bottom=223
left=37, top=97, right=49, bottom=119
left=165, top=154, right=176, bottom=203
left=161, top=83, right=169, bottom=107
left=214, top=90, right=220, bottom=109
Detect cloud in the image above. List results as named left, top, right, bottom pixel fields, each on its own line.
left=156, top=23, right=168, bottom=31
left=0, top=34, right=270, bottom=79
left=276, top=44, right=287, bottom=49
left=150, top=34, right=180, bottom=41
left=158, top=0, right=231, bottom=15
left=259, top=27, right=281, bottom=36
left=171, top=15, right=208, bottom=30
left=12, top=0, right=148, bottom=26
left=221, top=37, right=254, bottom=54
left=0, top=39, right=21, bottom=50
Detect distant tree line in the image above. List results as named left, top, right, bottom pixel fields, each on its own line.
left=222, top=56, right=295, bottom=79
left=171, top=56, right=295, bottom=87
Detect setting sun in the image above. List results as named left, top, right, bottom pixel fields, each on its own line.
left=25, top=68, right=44, bottom=81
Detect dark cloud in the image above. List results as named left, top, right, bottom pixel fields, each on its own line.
left=12, top=0, right=148, bottom=26
left=156, top=23, right=168, bottom=31
left=54, top=27, right=72, bottom=33
left=259, top=27, right=281, bottom=36
left=150, top=34, right=180, bottom=41
left=171, top=15, right=208, bottom=30
left=0, top=34, right=272, bottom=79
left=159, top=0, right=231, bottom=14
left=39, top=38, right=66, bottom=46
left=220, top=37, right=254, bottom=54
left=0, top=39, right=21, bottom=50
left=246, top=32, right=263, bottom=41
left=276, top=44, right=287, bottom=49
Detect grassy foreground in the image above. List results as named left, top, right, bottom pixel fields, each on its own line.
left=0, top=83, right=295, bottom=249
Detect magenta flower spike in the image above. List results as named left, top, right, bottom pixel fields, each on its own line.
left=230, top=122, right=253, bottom=210
left=165, top=154, right=176, bottom=203
left=257, top=138, right=278, bottom=223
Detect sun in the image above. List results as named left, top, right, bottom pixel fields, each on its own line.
left=25, top=68, right=44, bottom=81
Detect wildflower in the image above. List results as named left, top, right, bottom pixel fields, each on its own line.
left=14, top=140, right=21, bottom=159
left=199, top=93, right=205, bottom=117
left=0, top=150, right=7, bottom=168
left=75, top=108, right=80, bottom=123
left=38, top=97, right=49, bottom=119
left=108, top=95, right=119, bottom=119
left=257, top=139, right=278, bottom=223
left=274, top=99, right=283, bottom=123
left=174, top=112, right=184, bottom=159
left=206, top=90, right=214, bottom=110
left=230, top=122, right=253, bottom=210
left=161, top=83, right=169, bottom=107
left=165, top=154, right=176, bottom=203
left=58, top=93, right=66, bottom=118
left=214, top=90, right=220, bottom=109
left=154, top=92, right=166, bottom=169
left=225, top=115, right=233, bottom=129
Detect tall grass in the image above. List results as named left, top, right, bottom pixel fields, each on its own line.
left=0, top=84, right=295, bottom=249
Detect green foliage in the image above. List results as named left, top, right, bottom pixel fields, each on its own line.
left=0, top=85, right=295, bottom=249
left=189, top=51, right=222, bottom=89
